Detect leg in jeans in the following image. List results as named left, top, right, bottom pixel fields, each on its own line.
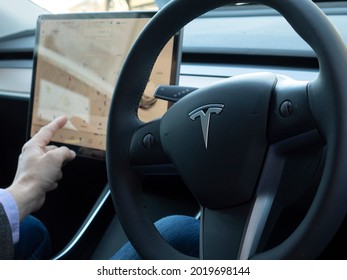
left=111, top=215, right=200, bottom=260
left=14, top=215, right=51, bottom=260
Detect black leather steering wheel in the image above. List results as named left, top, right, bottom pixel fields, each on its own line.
left=106, top=0, right=347, bottom=259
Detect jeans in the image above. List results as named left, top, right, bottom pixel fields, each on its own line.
left=14, top=215, right=51, bottom=260
left=111, top=215, right=200, bottom=260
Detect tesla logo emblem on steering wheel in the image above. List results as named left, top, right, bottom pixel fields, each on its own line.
left=189, top=104, right=224, bottom=149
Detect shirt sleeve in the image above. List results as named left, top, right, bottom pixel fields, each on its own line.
left=0, top=189, right=20, bottom=244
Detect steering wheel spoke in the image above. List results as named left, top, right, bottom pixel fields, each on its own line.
left=268, top=76, right=318, bottom=144
left=129, top=118, right=174, bottom=174
left=200, top=204, right=252, bottom=260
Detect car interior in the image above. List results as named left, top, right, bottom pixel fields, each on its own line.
left=0, top=0, right=346, bottom=260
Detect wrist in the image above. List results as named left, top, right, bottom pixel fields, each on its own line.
left=7, top=182, right=44, bottom=220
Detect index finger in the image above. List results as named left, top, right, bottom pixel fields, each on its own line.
left=30, top=116, right=68, bottom=147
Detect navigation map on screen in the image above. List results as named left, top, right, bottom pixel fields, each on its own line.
left=29, top=12, right=180, bottom=156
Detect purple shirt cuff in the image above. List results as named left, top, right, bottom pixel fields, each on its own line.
left=0, top=189, right=20, bottom=244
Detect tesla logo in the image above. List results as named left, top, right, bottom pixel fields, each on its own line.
left=189, top=104, right=224, bottom=149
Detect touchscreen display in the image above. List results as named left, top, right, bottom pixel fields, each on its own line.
left=28, top=12, right=181, bottom=157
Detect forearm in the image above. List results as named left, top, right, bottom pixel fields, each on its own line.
left=6, top=181, right=43, bottom=221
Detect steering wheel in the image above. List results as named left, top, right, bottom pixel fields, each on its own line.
left=106, top=0, right=347, bottom=259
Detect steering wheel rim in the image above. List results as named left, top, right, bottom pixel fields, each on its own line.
left=107, top=0, right=347, bottom=259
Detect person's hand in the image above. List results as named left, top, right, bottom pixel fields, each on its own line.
left=7, top=116, right=76, bottom=220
